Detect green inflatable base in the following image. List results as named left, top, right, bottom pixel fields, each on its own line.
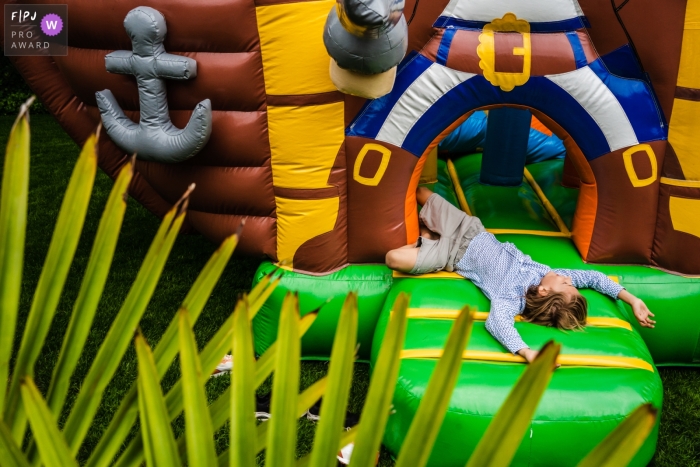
left=250, top=154, right=700, bottom=465
left=370, top=275, right=662, bottom=467
left=251, top=262, right=392, bottom=361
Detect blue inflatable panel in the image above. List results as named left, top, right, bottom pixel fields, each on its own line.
left=480, top=107, right=531, bottom=186
left=439, top=112, right=566, bottom=163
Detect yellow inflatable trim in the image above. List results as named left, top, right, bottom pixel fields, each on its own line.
left=670, top=196, right=700, bottom=239
left=405, top=308, right=632, bottom=331
left=394, top=271, right=620, bottom=283
left=446, top=159, right=473, bottom=216
left=256, top=0, right=337, bottom=95
left=523, top=167, right=571, bottom=235
left=400, top=349, right=653, bottom=372
left=487, top=229, right=571, bottom=237
left=392, top=270, right=463, bottom=279
left=660, top=177, right=700, bottom=188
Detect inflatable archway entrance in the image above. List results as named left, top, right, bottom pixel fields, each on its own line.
left=345, top=16, right=667, bottom=268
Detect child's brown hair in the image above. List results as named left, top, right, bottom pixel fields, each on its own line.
left=522, top=285, right=588, bottom=330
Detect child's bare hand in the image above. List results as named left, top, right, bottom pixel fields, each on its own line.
left=632, top=299, right=655, bottom=328
left=519, top=348, right=560, bottom=369
left=618, top=291, right=655, bottom=329
left=518, top=348, right=538, bottom=363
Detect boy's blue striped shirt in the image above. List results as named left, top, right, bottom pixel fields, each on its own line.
left=455, top=232, right=625, bottom=354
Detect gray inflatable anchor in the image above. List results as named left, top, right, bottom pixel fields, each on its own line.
left=96, top=6, right=212, bottom=163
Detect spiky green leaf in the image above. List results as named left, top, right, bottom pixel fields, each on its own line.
left=5, top=128, right=98, bottom=441
left=466, top=341, right=560, bottom=467
left=308, top=292, right=358, bottom=467
left=297, top=425, right=359, bottom=467
left=214, top=377, right=329, bottom=466
left=118, top=274, right=283, bottom=467
left=0, top=98, right=31, bottom=416
left=576, top=404, right=657, bottom=467
left=267, top=292, right=301, bottom=467
left=86, top=232, right=239, bottom=467
left=46, top=160, right=133, bottom=417
left=20, top=378, right=78, bottom=467
left=350, top=292, right=409, bottom=467
left=0, top=419, right=30, bottom=467
left=248, top=273, right=281, bottom=320
left=179, top=309, right=218, bottom=467
left=203, top=311, right=321, bottom=467
left=255, top=311, right=318, bottom=388
left=230, top=298, right=257, bottom=467
left=135, top=333, right=180, bottom=467
left=395, top=306, right=474, bottom=467
left=62, top=187, right=190, bottom=454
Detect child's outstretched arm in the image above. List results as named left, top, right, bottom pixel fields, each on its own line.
left=485, top=299, right=537, bottom=362
left=617, top=289, right=656, bottom=328
left=553, top=269, right=655, bottom=328
left=552, top=268, right=624, bottom=298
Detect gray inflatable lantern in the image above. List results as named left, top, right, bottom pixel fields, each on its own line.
left=96, top=6, right=212, bottom=163
left=324, top=0, right=408, bottom=99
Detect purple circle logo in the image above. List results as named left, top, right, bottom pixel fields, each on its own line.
left=40, top=13, right=63, bottom=37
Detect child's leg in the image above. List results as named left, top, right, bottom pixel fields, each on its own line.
left=385, top=245, right=420, bottom=273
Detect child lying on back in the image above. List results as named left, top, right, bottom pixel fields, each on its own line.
left=385, top=187, right=655, bottom=362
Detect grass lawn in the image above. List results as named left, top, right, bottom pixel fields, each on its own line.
left=1, top=114, right=699, bottom=466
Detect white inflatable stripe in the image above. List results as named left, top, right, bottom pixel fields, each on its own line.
left=546, top=66, right=639, bottom=152
left=441, top=0, right=583, bottom=24
left=376, top=64, right=475, bottom=148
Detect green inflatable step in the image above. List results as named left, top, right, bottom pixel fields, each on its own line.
left=370, top=274, right=662, bottom=466
left=251, top=261, right=392, bottom=361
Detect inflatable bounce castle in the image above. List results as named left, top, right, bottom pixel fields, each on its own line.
left=4, top=0, right=700, bottom=464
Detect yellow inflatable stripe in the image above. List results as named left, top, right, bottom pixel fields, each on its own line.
left=678, top=0, right=700, bottom=89
left=446, top=159, right=473, bottom=216
left=256, top=0, right=337, bottom=95
left=523, top=167, right=571, bottom=235
left=395, top=271, right=620, bottom=283
left=268, top=103, right=345, bottom=190
left=275, top=196, right=339, bottom=268
left=670, top=0, right=700, bottom=178
left=661, top=177, right=700, bottom=188
left=670, top=196, right=700, bottom=239
left=487, top=229, right=571, bottom=237
left=400, top=349, right=653, bottom=372
left=687, top=0, right=700, bottom=27
left=405, top=308, right=632, bottom=331
left=668, top=99, right=700, bottom=180
left=392, top=270, right=463, bottom=279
